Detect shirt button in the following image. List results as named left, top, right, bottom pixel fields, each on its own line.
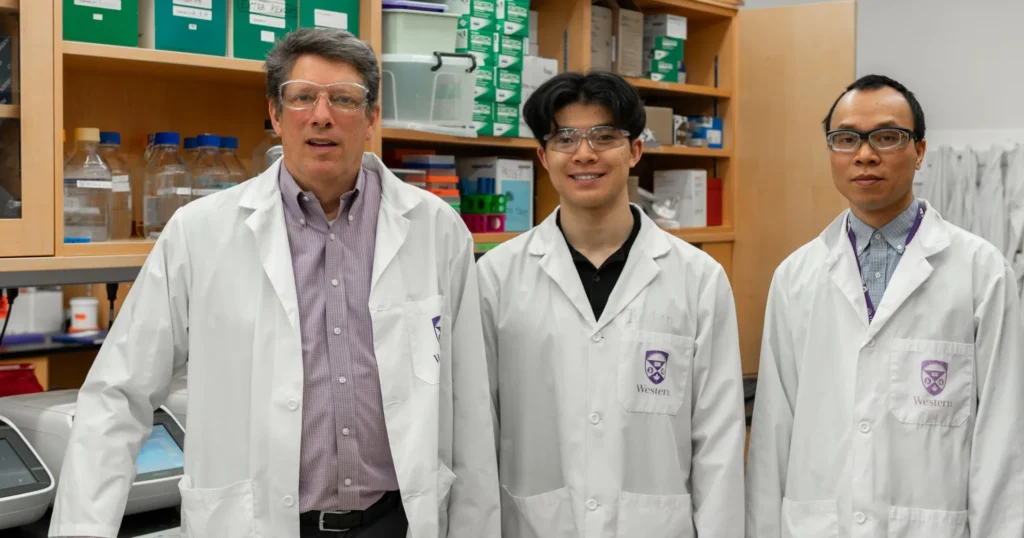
left=348, top=215, right=354, bottom=222
left=299, top=218, right=306, bottom=226
left=859, top=422, right=871, bottom=434
left=873, top=235, right=882, bottom=243
left=593, top=275, right=600, bottom=282
left=342, top=428, right=350, bottom=436
left=331, top=279, right=339, bottom=287
left=334, top=327, right=341, bottom=335
left=874, top=272, right=882, bottom=279
left=344, top=478, right=353, bottom=487
left=339, top=376, right=347, bottom=384
left=855, top=512, right=867, bottom=524
left=329, top=233, right=336, bottom=241
left=302, top=196, right=310, bottom=202
left=283, top=495, right=295, bottom=507
left=896, top=244, right=904, bottom=251
left=586, top=499, right=598, bottom=511
left=287, top=399, right=299, bottom=411
left=592, top=333, right=602, bottom=343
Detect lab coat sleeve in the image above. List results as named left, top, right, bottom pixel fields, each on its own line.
left=689, top=264, right=746, bottom=537
left=48, top=214, right=191, bottom=538
left=968, top=260, right=1024, bottom=535
left=475, top=254, right=501, bottom=456
left=446, top=235, right=501, bottom=537
left=744, top=271, right=797, bottom=538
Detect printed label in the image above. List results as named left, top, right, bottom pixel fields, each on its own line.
left=112, top=175, right=130, bottom=193
left=314, top=9, right=348, bottom=30
left=173, top=0, right=213, bottom=9
left=191, top=188, right=222, bottom=196
left=249, top=0, right=286, bottom=18
left=93, top=13, right=104, bottom=21
left=74, top=0, right=122, bottom=10
left=251, top=13, right=286, bottom=28
left=173, top=6, right=214, bottom=21
left=261, top=30, right=276, bottom=43
left=77, top=180, right=113, bottom=190
left=159, top=187, right=193, bottom=196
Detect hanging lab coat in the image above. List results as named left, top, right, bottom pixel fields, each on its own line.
left=745, top=201, right=1024, bottom=538
left=48, top=153, right=501, bottom=538
left=975, top=146, right=1007, bottom=256
left=477, top=208, right=746, bottom=538
left=1002, top=145, right=1024, bottom=306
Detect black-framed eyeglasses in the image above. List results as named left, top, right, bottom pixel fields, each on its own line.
left=826, top=127, right=917, bottom=152
left=542, top=125, right=631, bottom=153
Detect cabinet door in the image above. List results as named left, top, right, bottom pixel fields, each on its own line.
left=0, top=0, right=55, bottom=257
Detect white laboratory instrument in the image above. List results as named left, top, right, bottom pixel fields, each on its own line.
left=0, top=415, right=54, bottom=530
left=0, top=390, right=186, bottom=515
left=165, top=376, right=188, bottom=428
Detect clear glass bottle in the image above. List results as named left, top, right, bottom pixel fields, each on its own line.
left=251, top=119, right=280, bottom=176
left=63, top=127, right=112, bottom=242
left=98, top=131, right=132, bottom=240
left=183, top=136, right=199, bottom=166
left=191, top=134, right=232, bottom=200
left=219, top=136, right=249, bottom=184
left=143, top=132, right=190, bottom=239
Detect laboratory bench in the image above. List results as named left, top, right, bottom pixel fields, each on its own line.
left=0, top=334, right=103, bottom=362
left=8, top=507, right=180, bottom=537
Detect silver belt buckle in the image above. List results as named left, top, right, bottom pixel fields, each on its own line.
left=319, top=511, right=351, bottom=532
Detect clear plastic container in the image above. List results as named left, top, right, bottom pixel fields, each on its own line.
left=251, top=120, right=281, bottom=176
left=191, top=134, right=234, bottom=200
left=381, top=53, right=476, bottom=137
left=219, top=136, right=249, bottom=184
left=98, top=131, right=132, bottom=240
left=143, top=132, right=190, bottom=239
left=183, top=137, right=199, bottom=166
left=64, top=127, right=112, bottom=242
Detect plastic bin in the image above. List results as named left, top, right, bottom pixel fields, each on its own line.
left=382, top=9, right=461, bottom=55
left=382, top=53, right=478, bottom=137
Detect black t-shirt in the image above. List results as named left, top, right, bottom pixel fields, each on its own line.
left=557, top=205, right=642, bottom=320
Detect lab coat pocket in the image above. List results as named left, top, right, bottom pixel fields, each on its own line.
left=503, top=486, right=578, bottom=538
left=616, top=491, right=693, bottom=538
left=404, top=295, right=447, bottom=385
left=888, top=506, right=968, bottom=538
left=780, top=498, right=839, bottom=538
left=617, top=331, right=693, bottom=415
left=888, top=339, right=973, bottom=426
left=178, top=475, right=259, bottom=538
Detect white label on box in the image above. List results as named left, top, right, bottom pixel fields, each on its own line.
left=93, top=13, right=104, bottom=20
left=251, top=13, right=286, bottom=28
left=174, top=0, right=213, bottom=9
left=250, top=0, right=286, bottom=18
left=189, top=23, right=198, bottom=30
left=191, top=188, right=222, bottom=196
left=261, top=30, right=276, bottom=42
left=112, top=175, right=131, bottom=192
left=173, top=6, right=214, bottom=21
left=314, top=9, right=348, bottom=30
left=77, top=180, right=113, bottom=190
left=75, top=0, right=122, bottom=10
left=707, top=130, right=722, bottom=146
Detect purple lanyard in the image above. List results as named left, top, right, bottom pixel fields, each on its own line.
left=846, top=206, right=926, bottom=323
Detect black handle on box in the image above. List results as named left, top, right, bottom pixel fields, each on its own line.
left=431, top=51, right=478, bottom=73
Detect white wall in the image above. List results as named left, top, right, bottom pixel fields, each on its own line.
left=856, top=0, right=1024, bottom=147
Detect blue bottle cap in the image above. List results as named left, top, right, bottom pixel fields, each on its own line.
left=197, top=134, right=221, bottom=148
left=154, top=132, right=181, bottom=146
left=220, top=136, right=239, bottom=149
left=63, top=237, right=92, bottom=243
left=183, top=137, right=198, bottom=150
left=99, top=131, right=120, bottom=145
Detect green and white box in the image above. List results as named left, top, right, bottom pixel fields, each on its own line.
left=457, top=30, right=496, bottom=66
left=64, top=0, right=139, bottom=46
left=459, top=13, right=497, bottom=34
left=299, top=0, right=360, bottom=37
left=475, top=67, right=522, bottom=103
left=646, top=58, right=678, bottom=82
left=494, top=102, right=520, bottom=137
left=474, top=67, right=497, bottom=101
left=445, top=0, right=497, bottom=25
left=229, top=0, right=298, bottom=60
left=495, top=33, right=525, bottom=70
left=474, top=100, right=495, bottom=137
left=644, top=36, right=683, bottom=64
left=140, top=0, right=228, bottom=56
left=496, top=0, right=530, bottom=37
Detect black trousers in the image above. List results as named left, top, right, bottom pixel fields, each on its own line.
left=300, top=502, right=408, bottom=538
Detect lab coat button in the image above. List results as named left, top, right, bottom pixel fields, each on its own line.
left=859, top=422, right=871, bottom=433
left=855, top=512, right=866, bottom=524
left=283, top=495, right=295, bottom=507
left=586, top=499, right=598, bottom=511
left=287, top=399, right=299, bottom=411
left=592, top=333, right=602, bottom=343
left=589, top=413, right=600, bottom=425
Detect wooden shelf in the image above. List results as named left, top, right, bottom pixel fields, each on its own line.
left=0, top=104, right=19, bottom=119
left=382, top=128, right=537, bottom=150
left=666, top=227, right=735, bottom=244
left=60, top=239, right=156, bottom=258
left=627, top=77, right=731, bottom=98
left=633, top=0, right=737, bottom=19
left=473, top=232, right=521, bottom=244
left=62, top=41, right=265, bottom=85
left=645, top=145, right=731, bottom=158
left=0, top=0, right=17, bottom=12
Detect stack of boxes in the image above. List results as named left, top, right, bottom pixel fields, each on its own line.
left=590, top=0, right=643, bottom=78
left=459, top=180, right=508, bottom=233
left=643, top=14, right=687, bottom=83
left=455, top=0, right=530, bottom=138
left=457, top=157, right=533, bottom=232
left=401, top=155, right=461, bottom=214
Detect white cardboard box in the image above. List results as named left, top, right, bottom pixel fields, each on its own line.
left=591, top=5, right=613, bottom=71
left=456, top=157, right=535, bottom=231
left=522, top=55, right=558, bottom=91
left=654, top=169, right=707, bottom=228
left=644, top=13, right=687, bottom=40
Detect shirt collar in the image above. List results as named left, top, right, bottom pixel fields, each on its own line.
left=279, top=164, right=365, bottom=225
left=558, top=205, right=642, bottom=267
left=848, top=198, right=920, bottom=254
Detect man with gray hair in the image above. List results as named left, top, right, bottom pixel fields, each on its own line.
left=49, top=28, right=500, bottom=538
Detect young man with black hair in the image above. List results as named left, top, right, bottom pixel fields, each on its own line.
left=745, top=74, right=1024, bottom=537
left=477, top=70, right=746, bottom=537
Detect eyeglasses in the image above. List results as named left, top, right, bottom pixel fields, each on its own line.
left=543, top=126, right=631, bottom=153
left=826, top=127, right=917, bottom=152
left=279, top=80, right=370, bottom=112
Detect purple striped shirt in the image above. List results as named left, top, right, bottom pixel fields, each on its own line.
left=279, top=164, right=399, bottom=512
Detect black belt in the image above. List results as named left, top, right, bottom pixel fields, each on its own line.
left=299, top=491, right=403, bottom=533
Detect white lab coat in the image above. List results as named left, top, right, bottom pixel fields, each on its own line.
left=975, top=147, right=1006, bottom=255
left=477, top=208, right=746, bottom=538
left=1003, top=145, right=1024, bottom=305
left=48, top=154, right=501, bottom=538
left=745, top=201, right=1024, bottom=538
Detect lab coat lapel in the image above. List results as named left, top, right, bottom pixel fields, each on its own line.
left=825, top=212, right=871, bottom=331
left=867, top=204, right=950, bottom=337
left=595, top=213, right=667, bottom=333
left=530, top=211, right=598, bottom=326
left=366, top=153, right=414, bottom=291
left=239, top=161, right=300, bottom=331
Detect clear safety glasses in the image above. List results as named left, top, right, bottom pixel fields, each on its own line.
left=543, top=125, right=632, bottom=153
left=278, top=80, right=370, bottom=112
